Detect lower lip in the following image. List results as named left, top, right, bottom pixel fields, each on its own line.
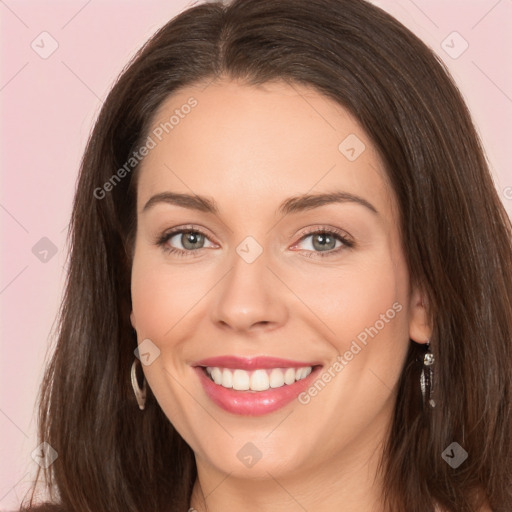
left=194, top=366, right=322, bottom=416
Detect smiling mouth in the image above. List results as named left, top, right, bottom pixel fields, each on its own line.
left=194, top=359, right=323, bottom=416
left=202, top=365, right=320, bottom=392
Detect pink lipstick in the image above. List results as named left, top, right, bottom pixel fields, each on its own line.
left=192, top=356, right=322, bottom=416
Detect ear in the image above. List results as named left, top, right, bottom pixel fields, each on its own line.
left=130, top=310, right=137, bottom=330
left=408, top=285, right=431, bottom=344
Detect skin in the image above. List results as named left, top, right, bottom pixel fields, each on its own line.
left=129, top=78, right=431, bottom=512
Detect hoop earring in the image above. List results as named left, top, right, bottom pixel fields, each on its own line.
left=131, top=358, right=147, bottom=410
left=420, top=339, right=436, bottom=408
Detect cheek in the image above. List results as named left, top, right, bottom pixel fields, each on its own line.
left=131, top=238, right=410, bottom=350
left=130, top=250, right=210, bottom=338
left=284, top=252, right=408, bottom=344
left=287, top=246, right=411, bottom=400
left=129, top=248, right=207, bottom=424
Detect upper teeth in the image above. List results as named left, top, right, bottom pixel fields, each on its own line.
left=205, top=366, right=313, bottom=391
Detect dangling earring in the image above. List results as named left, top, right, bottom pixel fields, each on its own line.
left=420, top=339, right=436, bottom=408
left=131, top=358, right=147, bottom=410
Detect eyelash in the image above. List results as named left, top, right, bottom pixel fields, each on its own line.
left=155, top=225, right=354, bottom=259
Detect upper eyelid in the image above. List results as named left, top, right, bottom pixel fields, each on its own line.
left=161, top=225, right=217, bottom=244
left=290, top=230, right=353, bottom=253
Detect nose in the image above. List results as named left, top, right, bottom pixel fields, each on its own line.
left=210, top=245, right=288, bottom=333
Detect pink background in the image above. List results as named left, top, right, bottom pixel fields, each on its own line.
left=1, top=0, right=511, bottom=508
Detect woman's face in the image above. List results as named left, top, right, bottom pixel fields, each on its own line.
left=130, top=78, right=429, bottom=481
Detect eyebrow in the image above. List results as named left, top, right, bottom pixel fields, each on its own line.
left=142, top=191, right=378, bottom=216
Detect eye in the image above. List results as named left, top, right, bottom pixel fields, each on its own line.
left=155, top=225, right=354, bottom=259
left=292, top=227, right=354, bottom=258
left=155, top=226, right=216, bottom=257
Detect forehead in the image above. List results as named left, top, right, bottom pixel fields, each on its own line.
left=136, top=79, right=395, bottom=221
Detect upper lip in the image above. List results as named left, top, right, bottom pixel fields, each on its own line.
left=192, top=355, right=322, bottom=370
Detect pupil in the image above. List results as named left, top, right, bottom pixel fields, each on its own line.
left=183, top=232, right=203, bottom=250
left=314, top=233, right=335, bottom=251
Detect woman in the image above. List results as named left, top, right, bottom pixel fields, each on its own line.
left=20, top=0, right=512, bottom=511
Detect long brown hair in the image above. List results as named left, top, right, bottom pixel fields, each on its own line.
left=21, top=0, right=512, bottom=511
